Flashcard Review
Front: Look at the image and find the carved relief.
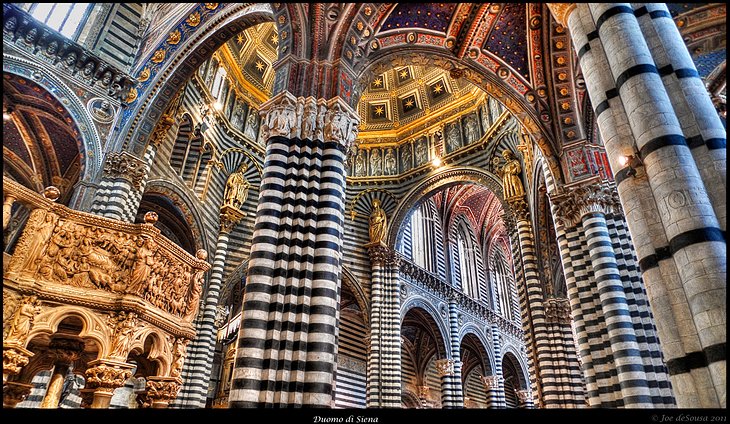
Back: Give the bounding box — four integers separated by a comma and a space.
544, 297, 572, 324
169, 337, 190, 378
107, 312, 140, 359
85, 361, 134, 393
4, 296, 43, 346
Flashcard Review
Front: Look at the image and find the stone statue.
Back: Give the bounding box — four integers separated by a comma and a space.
223, 163, 250, 209
355, 149, 366, 177
416, 138, 428, 164
368, 198, 387, 244
401, 144, 412, 172
464, 114, 479, 143
384, 148, 396, 175
447, 123, 461, 151
110, 312, 138, 358
370, 149, 382, 176
244, 109, 258, 141
500, 149, 524, 199
6, 296, 41, 345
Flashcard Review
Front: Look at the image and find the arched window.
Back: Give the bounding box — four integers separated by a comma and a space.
408, 201, 442, 275
169, 114, 204, 189
491, 242, 518, 322
21, 3, 91, 39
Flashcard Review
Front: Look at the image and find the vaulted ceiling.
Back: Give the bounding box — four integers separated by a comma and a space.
3, 73, 83, 205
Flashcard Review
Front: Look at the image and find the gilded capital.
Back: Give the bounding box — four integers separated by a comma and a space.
547, 3, 577, 27
506, 196, 530, 222
220, 205, 245, 233
150, 113, 176, 147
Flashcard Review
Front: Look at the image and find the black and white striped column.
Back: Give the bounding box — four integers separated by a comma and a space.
632, 3, 726, 230
229, 93, 359, 407
561, 3, 724, 408
582, 209, 653, 407
489, 324, 507, 408
366, 246, 402, 408
435, 359, 457, 408
481, 375, 503, 409
89, 114, 175, 222
173, 208, 241, 407
447, 298, 464, 408
588, 3, 726, 407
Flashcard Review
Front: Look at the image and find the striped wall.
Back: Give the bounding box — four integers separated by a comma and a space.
88, 3, 144, 73
334, 311, 368, 408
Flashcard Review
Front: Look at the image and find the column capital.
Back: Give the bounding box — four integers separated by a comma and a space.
3, 344, 34, 381
220, 204, 245, 234
367, 243, 400, 266
435, 358, 455, 377
84, 359, 135, 393
506, 196, 530, 223
259, 92, 360, 152
550, 180, 621, 227
480, 375, 503, 390
144, 376, 182, 408
103, 151, 147, 189
544, 297, 572, 324
547, 3, 577, 27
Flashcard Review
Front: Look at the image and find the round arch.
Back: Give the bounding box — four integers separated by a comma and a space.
401, 297, 450, 360
458, 325, 495, 374
117, 4, 274, 154
341, 265, 371, 325
3, 54, 103, 183
143, 179, 210, 254
502, 347, 530, 391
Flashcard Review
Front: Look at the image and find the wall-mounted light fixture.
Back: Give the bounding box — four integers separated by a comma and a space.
618, 151, 643, 177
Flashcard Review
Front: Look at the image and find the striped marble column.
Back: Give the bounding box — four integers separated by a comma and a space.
633, 3, 726, 231
229, 93, 359, 407
435, 359, 456, 408
559, 3, 721, 408
366, 245, 402, 408
583, 209, 653, 407
481, 375, 504, 409
516, 389, 535, 409
447, 298, 464, 408
489, 324, 507, 408
505, 199, 552, 408
89, 114, 175, 222
173, 207, 242, 408
588, 3, 726, 407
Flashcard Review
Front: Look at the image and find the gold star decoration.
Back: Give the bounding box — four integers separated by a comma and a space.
399, 69, 409, 79
255, 60, 266, 72
432, 83, 444, 94
372, 77, 383, 87
374, 106, 385, 116
404, 98, 415, 108
270, 33, 279, 45
236, 34, 244, 44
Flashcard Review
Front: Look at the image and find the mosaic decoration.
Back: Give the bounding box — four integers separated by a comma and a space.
482, 4, 529, 80
695, 50, 725, 78
380, 3, 457, 33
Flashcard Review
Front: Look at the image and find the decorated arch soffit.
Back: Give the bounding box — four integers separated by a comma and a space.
333, 3, 562, 182
118, 3, 274, 154
3, 57, 102, 185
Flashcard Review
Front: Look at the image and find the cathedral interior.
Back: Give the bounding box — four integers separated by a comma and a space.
2, 3, 726, 411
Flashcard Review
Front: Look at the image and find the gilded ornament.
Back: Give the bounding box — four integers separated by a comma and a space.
151, 48, 166, 64
186, 12, 201, 27
368, 198, 387, 244
167, 30, 181, 45
125, 87, 138, 104
204, 3, 219, 10
137, 67, 150, 83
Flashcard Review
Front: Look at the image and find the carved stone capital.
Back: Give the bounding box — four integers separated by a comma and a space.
435, 358, 455, 377
84, 359, 135, 392
103, 151, 147, 189
506, 196, 530, 222
220, 204, 245, 234
550, 181, 621, 228
258, 92, 359, 152
480, 375, 503, 390
515, 389, 533, 404
417, 385, 430, 399
546, 3, 577, 27
3, 344, 34, 379
3, 381, 33, 408
545, 297, 572, 324
367, 243, 391, 265
323, 97, 360, 151
144, 376, 182, 407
